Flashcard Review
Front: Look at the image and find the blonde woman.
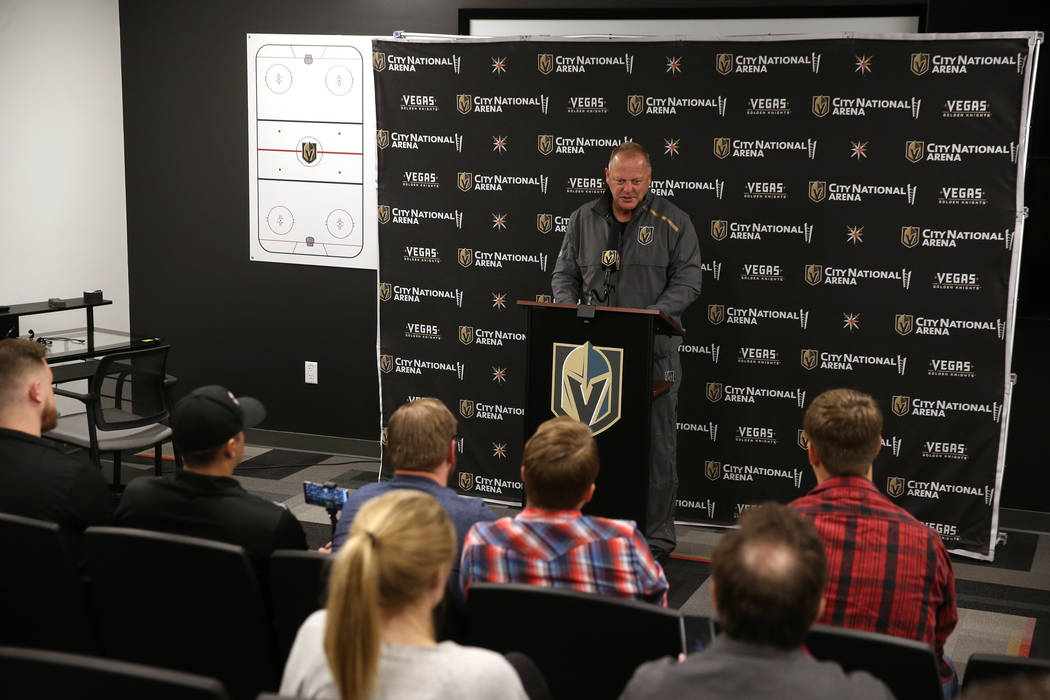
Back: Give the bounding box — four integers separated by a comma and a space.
280, 489, 529, 700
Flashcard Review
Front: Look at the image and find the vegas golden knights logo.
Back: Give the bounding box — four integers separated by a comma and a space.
716, 53, 733, 75
301, 141, 317, 164
887, 476, 906, 498
805, 264, 823, 286
895, 314, 914, 336
901, 226, 920, 248
376, 130, 390, 149
638, 226, 654, 246
459, 325, 474, 345
713, 137, 731, 159
892, 395, 911, 417
459, 400, 475, 419
379, 355, 394, 373
381, 427, 388, 446
910, 52, 930, 76
798, 430, 809, 450
627, 95, 645, 117
458, 248, 473, 268
537, 53, 554, 75
602, 250, 620, 268
458, 472, 474, 491
372, 52, 386, 72
706, 382, 723, 403
377, 205, 391, 225
537, 213, 553, 234
801, 349, 819, 371
812, 95, 830, 118
906, 140, 925, 163
808, 180, 827, 203
711, 220, 728, 241
456, 94, 472, 114
378, 282, 392, 301
535, 294, 553, 303
551, 341, 623, 436
705, 460, 721, 481
537, 134, 554, 156
457, 172, 473, 192
707, 304, 725, 325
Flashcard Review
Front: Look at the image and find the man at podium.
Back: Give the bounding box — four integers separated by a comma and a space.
551, 141, 702, 559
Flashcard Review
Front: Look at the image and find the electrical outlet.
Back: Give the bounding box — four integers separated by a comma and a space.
304, 361, 318, 384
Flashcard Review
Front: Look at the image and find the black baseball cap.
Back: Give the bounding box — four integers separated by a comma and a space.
171, 385, 265, 451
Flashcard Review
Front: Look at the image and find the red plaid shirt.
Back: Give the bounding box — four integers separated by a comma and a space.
790, 476, 958, 681
460, 508, 668, 606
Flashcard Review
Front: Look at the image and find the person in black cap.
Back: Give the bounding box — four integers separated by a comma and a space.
115, 385, 307, 560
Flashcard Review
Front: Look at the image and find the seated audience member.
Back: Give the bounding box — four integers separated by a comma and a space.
280, 489, 528, 700
0, 338, 112, 529
460, 416, 668, 605
332, 397, 495, 606
790, 388, 959, 697
115, 385, 306, 559
620, 503, 892, 700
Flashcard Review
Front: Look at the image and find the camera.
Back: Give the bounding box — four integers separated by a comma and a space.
303, 480, 349, 510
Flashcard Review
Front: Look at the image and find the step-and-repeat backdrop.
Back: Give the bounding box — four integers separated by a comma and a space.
373, 33, 1039, 558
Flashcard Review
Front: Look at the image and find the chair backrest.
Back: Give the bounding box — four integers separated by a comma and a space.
804, 623, 942, 700
83, 526, 276, 700
465, 582, 685, 699
964, 653, 1050, 689
268, 549, 331, 669
0, 646, 229, 700
0, 512, 97, 654
89, 345, 171, 430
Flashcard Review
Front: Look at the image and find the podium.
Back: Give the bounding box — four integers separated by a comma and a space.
518, 301, 684, 529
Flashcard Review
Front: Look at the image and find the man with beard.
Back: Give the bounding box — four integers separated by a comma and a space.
0, 338, 112, 529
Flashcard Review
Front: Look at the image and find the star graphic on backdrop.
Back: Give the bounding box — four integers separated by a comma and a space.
491, 292, 507, 309
850, 140, 869, 160
843, 312, 861, 332
666, 56, 683, 74
846, 226, 865, 245
492, 442, 508, 459
491, 57, 507, 74
855, 55, 873, 74
664, 138, 680, 158
491, 212, 508, 230
492, 366, 507, 383
492, 135, 508, 153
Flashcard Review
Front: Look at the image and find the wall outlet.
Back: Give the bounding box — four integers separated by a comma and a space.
304, 360, 318, 384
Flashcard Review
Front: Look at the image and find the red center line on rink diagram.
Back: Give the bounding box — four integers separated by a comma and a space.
258, 148, 363, 155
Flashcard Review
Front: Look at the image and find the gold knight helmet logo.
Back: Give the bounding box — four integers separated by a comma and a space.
379, 355, 394, 373
895, 314, 915, 336
377, 205, 391, 225
459, 399, 475, 419
378, 282, 392, 301
537, 134, 554, 156
887, 476, 906, 498
458, 248, 473, 268
892, 395, 911, 416
381, 427, 388, 446
706, 382, 724, 403
376, 130, 390, 149
458, 471, 474, 491
627, 95, 645, 117
638, 226, 654, 246
713, 137, 731, 159
911, 52, 930, 76
707, 304, 725, 325
906, 140, 925, 163
536, 294, 553, 303
301, 141, 317, 164
716, 53, 733, 75
711, 220, 728, 241
812, 95, 830, 118
705, 460, 721, 481
801, 349, 819, 371
456, 94, 472, 115
901, 225, 920, 248
457, 172, 473, 192
537, 213, 553, 234
459, 325, 474, 345
797, 430, 809, 450
372, 52, 386, 72
809, 180, 827, 203
805, 264, 823, 286
602, 250, 620, 268
537, 53, 554, 75
551, 341, 623, 436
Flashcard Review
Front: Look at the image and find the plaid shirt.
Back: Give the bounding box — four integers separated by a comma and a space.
460, 508, 668, 606
790, 476, 958, 681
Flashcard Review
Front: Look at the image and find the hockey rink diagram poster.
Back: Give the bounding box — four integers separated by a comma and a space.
247, 34, 378, 269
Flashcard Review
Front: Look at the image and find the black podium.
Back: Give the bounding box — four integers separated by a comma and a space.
518, 301, 684, 529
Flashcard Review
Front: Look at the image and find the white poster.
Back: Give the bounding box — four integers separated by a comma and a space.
247, 34, 378, 269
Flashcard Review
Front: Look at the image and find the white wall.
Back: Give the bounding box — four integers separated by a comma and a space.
0, 0, 128, 335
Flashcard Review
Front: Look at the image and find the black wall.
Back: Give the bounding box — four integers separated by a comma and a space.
120, 0, 1048, 510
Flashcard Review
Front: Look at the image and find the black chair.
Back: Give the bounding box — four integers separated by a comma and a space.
83, 526, 277, 700
0, 646, 229, 700
0, 512, 97, 654
804, 623, 942, 700
963, 653, 1050, 689
268, 549, 331, 669
46, 345, 174, 486
465, 582, 685, 699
